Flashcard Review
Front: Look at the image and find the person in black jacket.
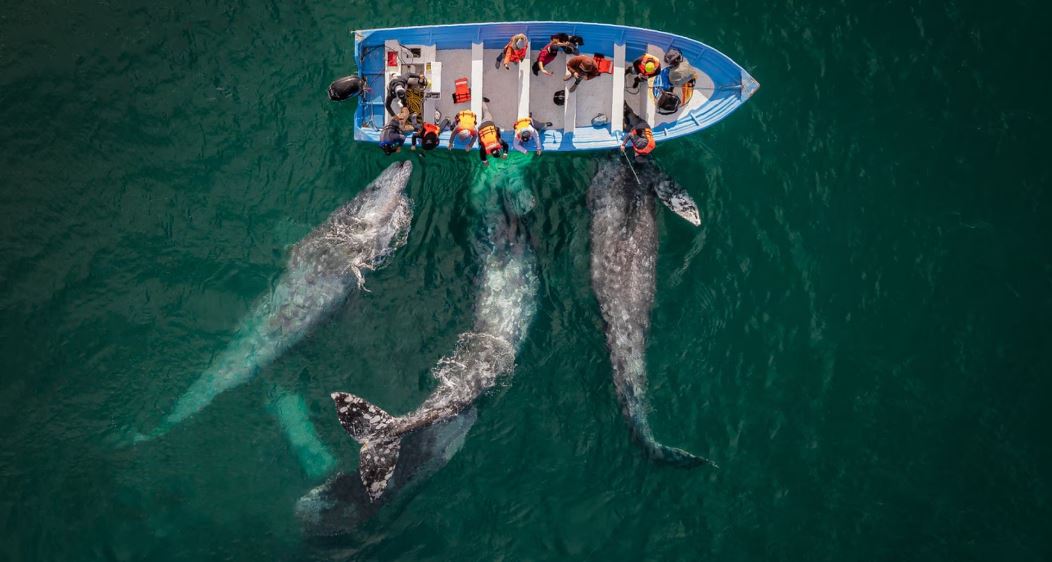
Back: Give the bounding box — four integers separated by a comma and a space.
384, 73, 427, 118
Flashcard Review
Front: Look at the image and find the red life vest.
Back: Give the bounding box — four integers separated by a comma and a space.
505, 45, 527, 63
422, 122, 440, 137
633, 128, 655, 156
478, 122, 502, 153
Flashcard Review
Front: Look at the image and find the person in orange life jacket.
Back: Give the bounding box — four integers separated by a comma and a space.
512, 115, 550, 156
409, 116, 451, 157
384, 72, 427, 117
621, 102, 655, 158
448, 109, 479, 151
627, 53, 662, 89
496, 33, 528, 70
474, 99, 507, 165
531, 35, 573, 76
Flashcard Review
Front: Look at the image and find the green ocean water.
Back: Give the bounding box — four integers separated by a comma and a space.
2, 0, 1051, 560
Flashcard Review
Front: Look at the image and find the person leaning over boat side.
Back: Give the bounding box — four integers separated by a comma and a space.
476, 99, 508, 166
379, 108, 411, 155
384, 72, 427, 117
512, 115, 549, 156
496, 33, 528, 70
620, 102, 655, 158
627, 53, 662, 89
564, 55, 600, 92
532, 35, 571, 76
409, 117, 451, 157
448, 109, 479, 151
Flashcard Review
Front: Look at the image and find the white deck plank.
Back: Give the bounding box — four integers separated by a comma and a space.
563, 78, 577, 138
610, 43, 626, 134
384, 39, 400, 125
471, 42, 483, 119
644, 44, 663, 126
517, 48, 531, 120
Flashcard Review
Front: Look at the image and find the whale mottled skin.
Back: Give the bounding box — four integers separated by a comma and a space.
295, 408, 477, 536
588, 157, 715, 467
330, 160, 538, 502
139, 161, 415, 442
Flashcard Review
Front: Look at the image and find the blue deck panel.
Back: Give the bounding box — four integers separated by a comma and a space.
351, 21, 758, 151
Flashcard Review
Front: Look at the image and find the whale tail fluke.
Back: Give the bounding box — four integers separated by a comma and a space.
631, 417, 719, 469
331, 392, 403, 503
646, 440, 719, 469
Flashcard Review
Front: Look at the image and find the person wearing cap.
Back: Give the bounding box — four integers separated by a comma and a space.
663, 48, 699, 86
496, 33, 529, 70
628, 53, 662, 89
564, 55, 600, 92
621, 102, 655, 157
512, 115, 549, 156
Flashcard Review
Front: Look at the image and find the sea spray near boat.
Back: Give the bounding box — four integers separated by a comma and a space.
329, 156, 538, 502
137, 161, 415, 442
589, 157, 715, 466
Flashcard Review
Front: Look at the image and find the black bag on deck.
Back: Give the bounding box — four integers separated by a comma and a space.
656, 90, 681, 114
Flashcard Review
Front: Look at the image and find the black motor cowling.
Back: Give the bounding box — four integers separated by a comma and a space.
328, 75, 365, 101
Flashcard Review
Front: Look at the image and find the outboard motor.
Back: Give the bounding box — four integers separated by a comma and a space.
328, 75, 366, 101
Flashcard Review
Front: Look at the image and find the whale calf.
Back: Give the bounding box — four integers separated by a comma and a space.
588, 157, 715, 467
139, 161, 415, 442
330, 160, 538, 502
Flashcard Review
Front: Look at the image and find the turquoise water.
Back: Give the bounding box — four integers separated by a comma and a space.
2, 1, 1051, 560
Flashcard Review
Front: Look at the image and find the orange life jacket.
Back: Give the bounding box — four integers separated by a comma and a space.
680, 80, 695, 105
504, 45, 528, 63
479, 122, 501, 153
634, 54, 661, 77
513, 118, 533, 135
422, 122, 440, 137
455, 110, 477, 131
633, 128, 655, 156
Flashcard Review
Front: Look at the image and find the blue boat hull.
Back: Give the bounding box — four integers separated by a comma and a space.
351, 21, 759, 152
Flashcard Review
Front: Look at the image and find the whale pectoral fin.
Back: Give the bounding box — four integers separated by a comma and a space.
653, 178, 702, 227
331, 392, 403, 502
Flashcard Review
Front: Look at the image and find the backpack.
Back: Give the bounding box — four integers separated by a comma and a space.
656, 90, 681, 114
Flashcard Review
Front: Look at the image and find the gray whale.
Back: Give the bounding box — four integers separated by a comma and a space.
588, 157, 715, 467
139, 161, 415, 442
